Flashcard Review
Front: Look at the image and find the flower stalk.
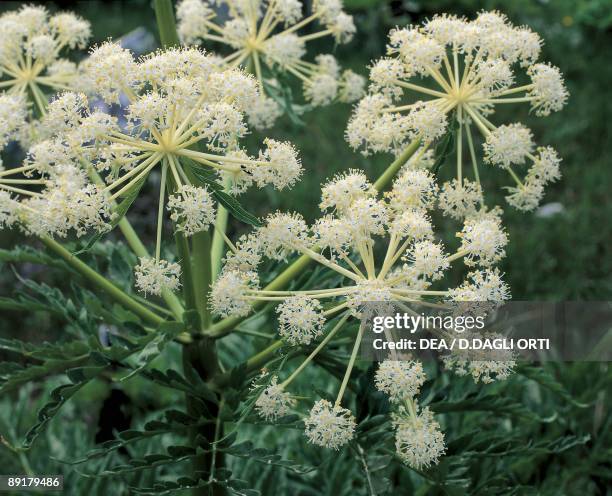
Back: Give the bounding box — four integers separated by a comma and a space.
40, 236, 165, 326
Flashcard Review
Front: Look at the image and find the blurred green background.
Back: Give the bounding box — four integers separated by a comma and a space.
0, 0, 610, 494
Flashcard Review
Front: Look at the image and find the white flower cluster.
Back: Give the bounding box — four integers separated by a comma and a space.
167, 185, 215, 236
134, 257, 182, 296
0, 98, 114, 238
442, 354, 516, 384
375, 360, 445, 468
374, 360, 426, 402
0, 6, 90, 96
254, 375, 296, 421
393, 405, 446, 469
347, 11, 568, 211
277, 295, 326, 345
303, 399, 356, 450
0, 94, 28, 149
175, 0, 365, 128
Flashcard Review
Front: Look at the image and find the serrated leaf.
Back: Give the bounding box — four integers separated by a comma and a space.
119, 321, 185, 381
141, 368, 218, 404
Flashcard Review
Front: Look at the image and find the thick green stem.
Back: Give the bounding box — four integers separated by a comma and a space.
175, 233, 197, 314
153, 0, 180, 47
40, 236, 165, 326
204, 137, 422, 339
373, 138, 422, 191
182, 339, 223, 491
153, 4, 223, 494
166, 157, 200, 325
210, 177, 232, 282
193, 231, 212, 328
179, 158, 214, 330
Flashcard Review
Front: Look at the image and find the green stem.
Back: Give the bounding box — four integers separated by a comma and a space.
281, 312, 349, 388
28, 82, 48, 116
334, 320, 366, 407
179, 157, 214, 330
40, 236, 165, 326
156, 163, 168, 261
210, 177, 232, 282
507, 166, 524, 187
373, 137, 422, 191
465, 121, 481, 186
204, 137, 422, 339
153, 4, 224, 494
214, 340, 285, 387
193, 231, 212, 328
182, 339, 223, 492
18, 452, 34, 476
87, 166, 185, 319
176, 233, 197, 313
153, 0, 180, 47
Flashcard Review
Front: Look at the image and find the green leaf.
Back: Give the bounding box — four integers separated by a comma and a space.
57, 408, 212, 466
429, 389, 549, 421
222, 441, 315, 474
188, 163, 262, 227
0, 338, 90, 360
518, 365, 590, 408
0, 245, 70, 271
213, 189, 262, 227
119, 321, 185, 381
126, 468, 259, 496
432, 113, 458, 174
23, 366, 106, 448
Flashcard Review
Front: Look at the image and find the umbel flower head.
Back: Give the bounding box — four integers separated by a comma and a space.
0, 94, 30, 228
375, 361, 445, 469
24, 45, 303, 295
175, 0, 365, 128
0, 93, 112, 237
346, 11, 568, 212
304, 399, 356, 450
213, 167, 512, 460
393, 404, 446, 470
0, 5, 90, 97
375, 359, 426, 402
254, 375, 296, 421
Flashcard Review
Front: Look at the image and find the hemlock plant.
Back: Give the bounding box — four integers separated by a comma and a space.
0, 2, 580, 494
